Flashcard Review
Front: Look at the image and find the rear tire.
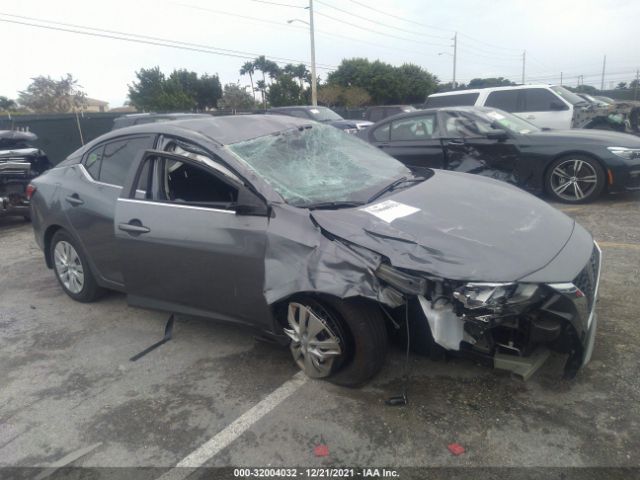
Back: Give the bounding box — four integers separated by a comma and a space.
545, 155, 605, 203
284, 296, 388, 387
50, 230, 103, 302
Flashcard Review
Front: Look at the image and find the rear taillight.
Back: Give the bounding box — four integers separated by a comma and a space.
26, 184, 37, 200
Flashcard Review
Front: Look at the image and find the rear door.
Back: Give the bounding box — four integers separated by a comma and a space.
367, 113, 446, 170
62, 134, 156, 286
114, 149, 272, 327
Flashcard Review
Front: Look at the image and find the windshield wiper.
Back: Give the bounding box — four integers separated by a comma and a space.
306, 201, 364, 210
366, 176, 426, 203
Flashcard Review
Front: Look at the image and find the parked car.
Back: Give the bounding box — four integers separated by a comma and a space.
358, 106, 640, 203
30, 115, 600, 385
112, 113, 211, 130
364, 105, 417, 123
426, 84, 640, 134
1, 130, 51, 219
266, 106, 372, 133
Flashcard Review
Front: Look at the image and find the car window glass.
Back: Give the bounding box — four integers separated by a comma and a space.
165, 140, 240, 181
84, 145, 104, 180
443, 112, 487, 138
161, 158, 238, 209
101, 136, 154, 186
369, 109, 383, 122
134, 158, 153, 199
426, 93, 479, 107
282, 110, 308, 119
390, 115, 437, 141
372, 124, 390, 142
523, 88, 565, 112
485, 90, 520, 112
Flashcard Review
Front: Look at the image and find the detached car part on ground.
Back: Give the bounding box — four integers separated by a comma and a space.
359, 106, 640, 203
0, 131, 50, 219
30, 116, 600, 386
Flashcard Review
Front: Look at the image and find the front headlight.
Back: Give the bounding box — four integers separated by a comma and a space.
607, 147, 640, 160
453, 282, 540, 312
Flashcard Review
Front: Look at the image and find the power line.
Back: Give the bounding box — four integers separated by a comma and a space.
246, 0, 306, 7
314, 10, 450, 48
314, 0, 449, 40
347, 0, 451, 32
0, 14, 336, 70
175, 3, 445, 60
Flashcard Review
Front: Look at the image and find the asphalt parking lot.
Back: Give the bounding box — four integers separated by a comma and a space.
1, 191, 639, 476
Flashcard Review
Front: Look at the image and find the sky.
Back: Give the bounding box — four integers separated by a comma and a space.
2, 0, 639, 108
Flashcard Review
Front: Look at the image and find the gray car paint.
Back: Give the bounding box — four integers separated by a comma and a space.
31, 115, 594, 341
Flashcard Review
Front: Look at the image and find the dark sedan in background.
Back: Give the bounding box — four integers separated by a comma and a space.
1, 130, 51, 219
358, 106, 640, 203
267, 106, 372, 133
29, 115, 600, 385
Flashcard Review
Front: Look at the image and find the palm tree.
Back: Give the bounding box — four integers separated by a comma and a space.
239, 61, 256, 103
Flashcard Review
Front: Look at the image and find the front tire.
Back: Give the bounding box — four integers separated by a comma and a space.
283, 297, 388, 387
545, 155, 605, 203
50, 230, 103, 302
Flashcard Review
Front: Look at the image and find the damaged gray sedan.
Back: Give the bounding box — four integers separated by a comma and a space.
30, 115, 601, 385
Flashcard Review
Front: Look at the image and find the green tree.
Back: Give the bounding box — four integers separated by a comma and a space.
467, 77, 516, 88
18, 74, 86, 113
616, 82, 628, 90
128, 67, 221, 112
218, 83, 256, 111
239, 61, 256, 102
327, 58, 437, 104
252, 55, 281, 108
267, 75, 305, 107
0, 96, 17, 112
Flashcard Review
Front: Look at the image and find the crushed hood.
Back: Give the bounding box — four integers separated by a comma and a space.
311, 170, 578, 282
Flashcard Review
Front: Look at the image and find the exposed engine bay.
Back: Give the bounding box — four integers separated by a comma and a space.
0, 131, 50, 218
380, 244, 601, 380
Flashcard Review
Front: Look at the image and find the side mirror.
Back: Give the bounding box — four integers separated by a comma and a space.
550, 101, 568, 111
235, 187, 269, 216
486, 128, 509, 141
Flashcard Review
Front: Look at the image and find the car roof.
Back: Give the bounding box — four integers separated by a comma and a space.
76, 114, 314, 156
370, 105, 496, 123
429, 84, 557, 97
268, 106, 331, 111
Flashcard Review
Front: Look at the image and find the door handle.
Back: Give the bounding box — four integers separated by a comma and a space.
526, 115, 536, 120
446, 139, 465, 146
65, 193, 84, 206
118, 221, 150, 235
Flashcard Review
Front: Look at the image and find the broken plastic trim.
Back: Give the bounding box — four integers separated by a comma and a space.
375, 264, 427, 296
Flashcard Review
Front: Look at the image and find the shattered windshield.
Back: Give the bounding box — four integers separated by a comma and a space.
227, 123, 411, 207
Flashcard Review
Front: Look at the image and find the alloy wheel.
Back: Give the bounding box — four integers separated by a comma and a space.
53, 240, 85, 294
284, 302, 343, 378
550, 159, 599, 201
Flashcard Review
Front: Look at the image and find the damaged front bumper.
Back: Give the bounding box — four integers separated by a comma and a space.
406, 242, 602, 379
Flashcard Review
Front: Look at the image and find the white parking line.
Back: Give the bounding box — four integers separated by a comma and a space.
157, 372, 308, 480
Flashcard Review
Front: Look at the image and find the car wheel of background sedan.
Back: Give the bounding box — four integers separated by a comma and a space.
545, 155, 605, 203
283, 297, 388, 387
50, 230, 103, 303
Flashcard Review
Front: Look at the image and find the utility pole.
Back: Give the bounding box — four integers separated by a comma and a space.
635, 69, 639, 100
452, 32, 457, 89
560, 71, 563, 85
521, 50, 526, 84
600, 54, 606, 91
309, 0, 317, 106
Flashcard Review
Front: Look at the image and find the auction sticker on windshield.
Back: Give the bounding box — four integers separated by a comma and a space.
361, 200, 420, 223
